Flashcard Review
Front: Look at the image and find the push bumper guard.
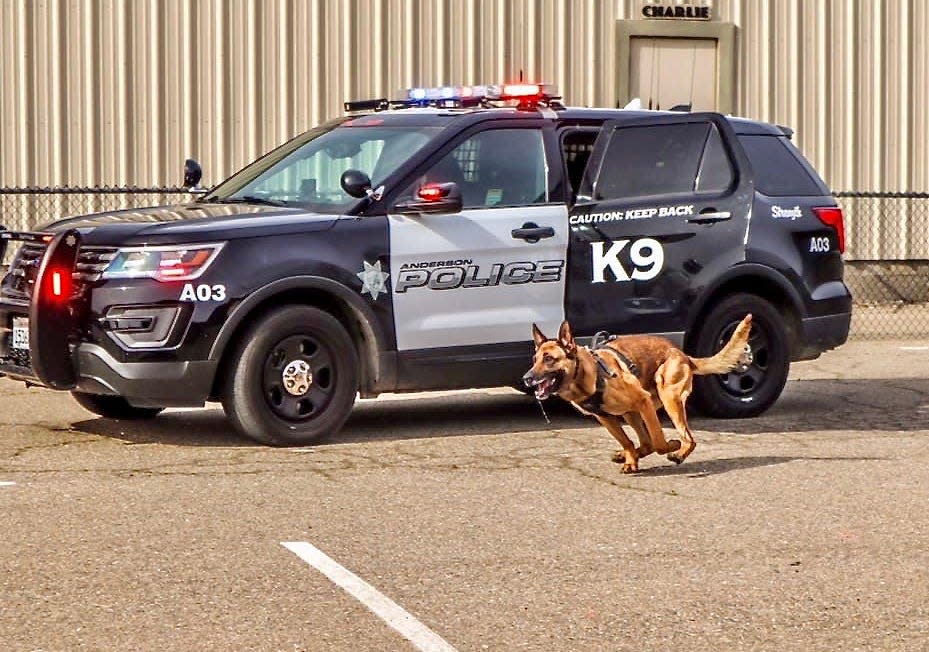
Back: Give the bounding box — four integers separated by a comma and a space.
1, 227, 82, 389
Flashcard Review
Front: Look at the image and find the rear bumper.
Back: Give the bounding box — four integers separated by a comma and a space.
795, 311, 851, 360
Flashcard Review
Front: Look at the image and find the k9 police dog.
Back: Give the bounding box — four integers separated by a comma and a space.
524, 316, 752, 473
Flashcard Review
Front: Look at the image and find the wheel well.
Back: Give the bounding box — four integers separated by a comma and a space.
685, 276, 801, 355
210, 288, 378, 400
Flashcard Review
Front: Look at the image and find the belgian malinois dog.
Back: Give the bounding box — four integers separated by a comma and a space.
523, 316, 753, 473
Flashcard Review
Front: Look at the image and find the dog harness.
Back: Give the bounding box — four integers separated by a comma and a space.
576, 331, 639, 416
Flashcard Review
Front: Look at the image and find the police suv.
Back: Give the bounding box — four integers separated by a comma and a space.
0, 83, 851, 445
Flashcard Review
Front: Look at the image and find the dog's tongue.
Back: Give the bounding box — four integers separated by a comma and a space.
535, 377, 555, 400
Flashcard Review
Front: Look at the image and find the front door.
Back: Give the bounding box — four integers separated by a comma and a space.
389, 125, 568, 358
566, 112, 753, 340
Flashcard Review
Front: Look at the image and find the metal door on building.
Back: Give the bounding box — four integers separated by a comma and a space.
629, 37, 718, 111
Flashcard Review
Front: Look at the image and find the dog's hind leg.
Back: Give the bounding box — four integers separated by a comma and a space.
595, 414, 640, 473
633, 399, 682, 457
656, 358, 698, 464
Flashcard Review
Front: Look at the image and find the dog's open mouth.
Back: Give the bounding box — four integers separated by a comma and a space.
530, 372, 563, 400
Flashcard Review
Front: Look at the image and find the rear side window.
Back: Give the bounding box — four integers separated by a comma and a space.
594, 122, 733, 200
738, 135, 825, 196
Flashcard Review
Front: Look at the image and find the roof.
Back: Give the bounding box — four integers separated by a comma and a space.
340, 105, 787, 136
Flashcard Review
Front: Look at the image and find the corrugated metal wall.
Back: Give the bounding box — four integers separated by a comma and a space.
1, 0, 927, 255
0, 0, 622, 188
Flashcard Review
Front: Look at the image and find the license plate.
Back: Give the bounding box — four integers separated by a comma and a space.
11, 317, 29, 350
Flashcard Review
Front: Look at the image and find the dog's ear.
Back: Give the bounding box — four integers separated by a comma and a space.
531, 323, 548, 347
558, 320, 576, 352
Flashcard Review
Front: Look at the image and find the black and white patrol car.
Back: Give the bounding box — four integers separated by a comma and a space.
0, 83, 850, 445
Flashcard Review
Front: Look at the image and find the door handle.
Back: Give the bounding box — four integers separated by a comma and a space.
687, 209, 731, 224
511, 222, 555, 243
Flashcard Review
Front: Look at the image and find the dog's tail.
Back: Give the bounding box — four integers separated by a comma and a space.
690, 314, 753, 375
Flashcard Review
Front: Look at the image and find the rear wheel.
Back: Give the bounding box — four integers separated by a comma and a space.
71, 392, 164, 420
690, 293, 790, 418
221, 305, 359, 446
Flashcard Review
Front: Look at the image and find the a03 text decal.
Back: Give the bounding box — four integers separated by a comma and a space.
590, 238, 664, 283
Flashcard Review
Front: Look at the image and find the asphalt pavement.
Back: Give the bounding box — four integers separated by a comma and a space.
2, 340, 928, 651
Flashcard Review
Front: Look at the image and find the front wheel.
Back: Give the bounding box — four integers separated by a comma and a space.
71, 392, 164, 420
221, 305, 359, 446
689, 293, 790, 418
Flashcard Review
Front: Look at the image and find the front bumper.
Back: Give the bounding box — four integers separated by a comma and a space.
1, 228, 216, 407
0, 340, 216, 408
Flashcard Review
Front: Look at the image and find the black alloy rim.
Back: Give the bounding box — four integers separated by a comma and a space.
714, 318, 770, 398
261, 334, 335, 422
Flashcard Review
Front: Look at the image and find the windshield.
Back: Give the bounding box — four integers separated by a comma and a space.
204, 122, 440, 213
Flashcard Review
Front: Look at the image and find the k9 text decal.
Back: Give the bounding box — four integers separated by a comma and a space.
591, 238, 664, 283
180, 283, 227, 301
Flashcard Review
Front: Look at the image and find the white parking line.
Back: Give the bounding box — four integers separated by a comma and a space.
0, 481, 16, 487
899, 346, 929, 351
281, 541, 457, 652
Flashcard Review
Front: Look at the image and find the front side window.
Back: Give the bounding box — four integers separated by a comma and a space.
206, 123, 440, 213
594, 122, 732, 201
402, 128, 548, 209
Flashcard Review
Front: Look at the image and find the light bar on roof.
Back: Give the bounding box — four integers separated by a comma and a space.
403, 82, 558, 106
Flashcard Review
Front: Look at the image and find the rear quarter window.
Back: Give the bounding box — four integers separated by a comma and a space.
738, 134, 827, 196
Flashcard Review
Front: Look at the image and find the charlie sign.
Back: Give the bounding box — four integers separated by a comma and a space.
642, 2, 712, 20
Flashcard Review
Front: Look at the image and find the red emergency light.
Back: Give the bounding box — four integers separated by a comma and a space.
46, 268, 71, 300
418, 184, 446, 201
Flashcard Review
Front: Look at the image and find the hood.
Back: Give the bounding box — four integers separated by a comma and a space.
43, 202, 341, 246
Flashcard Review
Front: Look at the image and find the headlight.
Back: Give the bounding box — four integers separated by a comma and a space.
102, 243, 225, 282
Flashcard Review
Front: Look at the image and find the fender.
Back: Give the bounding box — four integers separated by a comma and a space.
209, 276, 396, 394
688, 262, 805, 333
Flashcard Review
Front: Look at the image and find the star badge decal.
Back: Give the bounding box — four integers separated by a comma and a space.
357, 260, 389, 300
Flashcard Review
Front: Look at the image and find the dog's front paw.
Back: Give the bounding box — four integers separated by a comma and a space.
621, 462, 640, 474
611, 450, 625, 464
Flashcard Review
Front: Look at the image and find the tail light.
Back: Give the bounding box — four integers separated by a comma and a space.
813, 206, 845, 253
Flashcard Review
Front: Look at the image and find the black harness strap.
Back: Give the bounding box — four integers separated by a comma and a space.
577, 333, 640, 416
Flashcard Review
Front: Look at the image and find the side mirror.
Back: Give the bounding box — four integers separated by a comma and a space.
340, 169, 372, 198
183, 158, 203, 189
393, 182, 463, 215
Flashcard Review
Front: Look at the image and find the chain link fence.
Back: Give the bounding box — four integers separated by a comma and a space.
1, 187, 928, 339
836, 192, 929, 340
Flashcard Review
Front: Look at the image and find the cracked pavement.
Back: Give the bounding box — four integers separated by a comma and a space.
2, 340, 929, 651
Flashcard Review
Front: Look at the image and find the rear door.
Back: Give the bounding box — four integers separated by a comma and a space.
566, 112, 753, 339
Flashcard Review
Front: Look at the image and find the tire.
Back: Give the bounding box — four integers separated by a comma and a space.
689, 293, 790, 419
71, 392, 164, 420
221, 305, 359, 446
